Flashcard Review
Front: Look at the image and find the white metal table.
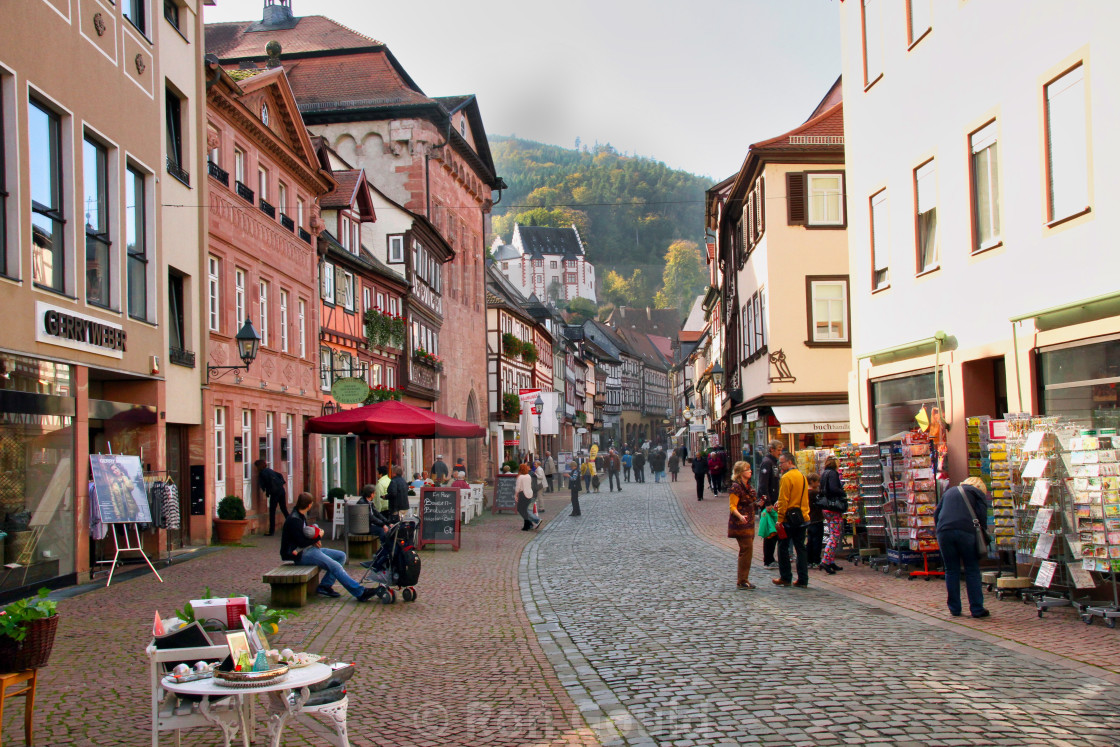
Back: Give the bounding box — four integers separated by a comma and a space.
161, 662, 348, 747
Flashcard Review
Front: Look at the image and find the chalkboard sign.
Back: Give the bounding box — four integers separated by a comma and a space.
493, 473, 518, 514
189, 465, 206, 516
418, 487, 460, 551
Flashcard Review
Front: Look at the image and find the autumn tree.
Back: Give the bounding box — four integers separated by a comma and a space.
653, 240, 706, 314
568, 297, 598, 323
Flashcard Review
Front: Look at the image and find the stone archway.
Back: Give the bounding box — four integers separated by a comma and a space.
465, 390, 483, 480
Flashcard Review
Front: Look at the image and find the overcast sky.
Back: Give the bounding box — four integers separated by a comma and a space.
205, 0, 842, 180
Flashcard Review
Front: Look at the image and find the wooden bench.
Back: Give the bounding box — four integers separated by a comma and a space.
263, 563, 321, 608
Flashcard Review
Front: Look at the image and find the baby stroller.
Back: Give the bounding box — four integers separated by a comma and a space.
358, 518, 421, 604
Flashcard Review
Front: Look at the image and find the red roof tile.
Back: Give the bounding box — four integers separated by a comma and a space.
750, 102, 844, 153
206, 15, 380, 60
268, 52, 432, 111
320, 170, 362, 210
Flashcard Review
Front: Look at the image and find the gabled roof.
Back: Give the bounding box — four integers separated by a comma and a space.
206, 15, 383, 62
603, 306, 681, 337
749, 101, 844, 154
492, 244, 519, 261
615, 327, 670, 371
320, 169, 376, 221
514, 224, 584, 259
806, 75, 843, 121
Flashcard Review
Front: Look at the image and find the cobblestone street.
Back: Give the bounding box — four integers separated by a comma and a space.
525, 477, 1120, 746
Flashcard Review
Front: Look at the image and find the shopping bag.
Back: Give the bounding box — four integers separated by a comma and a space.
758, 508, 777, 539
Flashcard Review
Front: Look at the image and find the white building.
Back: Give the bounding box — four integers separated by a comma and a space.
492, 224, 597, 304
840, 0, 1120, 480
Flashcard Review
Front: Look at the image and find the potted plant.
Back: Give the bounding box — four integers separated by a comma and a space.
502, 392, 522, 421
0, 588, 59, 670
214, 495, 249, 544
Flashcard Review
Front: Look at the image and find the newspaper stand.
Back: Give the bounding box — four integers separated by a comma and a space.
1064, 428, 1120, 628
857, 444, 889, 568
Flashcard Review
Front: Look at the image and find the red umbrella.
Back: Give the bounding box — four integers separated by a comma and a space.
305, 399, 484, 439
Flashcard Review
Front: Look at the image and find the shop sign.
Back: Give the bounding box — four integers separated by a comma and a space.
781, 421, 850, 434
36, 301, 125, 359
503, 439, 520, 446
731, 414, 743, 425
331, 377, 371, 405
988, 419, 1008, 440
745, 410, 760, 422
689, 423, 706, 432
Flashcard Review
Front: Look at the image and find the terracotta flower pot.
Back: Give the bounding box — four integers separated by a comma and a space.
213, 518, 249, 544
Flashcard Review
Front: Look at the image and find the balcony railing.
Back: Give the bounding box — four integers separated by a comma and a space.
235, 181, 255, 203
166, 156, 190, 186
207, 160, 229, 186
259, 199, 276, 218
169, 346, 196, 368
298, 227, 312, 244
280, 213, 295, 231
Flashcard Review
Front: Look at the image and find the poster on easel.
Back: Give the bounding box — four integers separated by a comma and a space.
90, 454, 152, 524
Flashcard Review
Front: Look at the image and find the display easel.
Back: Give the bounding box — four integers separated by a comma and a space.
92, 447, 164, 587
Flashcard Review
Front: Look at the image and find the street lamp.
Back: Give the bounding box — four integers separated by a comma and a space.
534, 393, 544, 457
711, 362, 724, 389
207, 317, 262, 384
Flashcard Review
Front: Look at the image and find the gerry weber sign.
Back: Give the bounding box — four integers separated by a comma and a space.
36, 301, 126, 359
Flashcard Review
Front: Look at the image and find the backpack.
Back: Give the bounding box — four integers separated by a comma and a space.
394, 545, 421, 586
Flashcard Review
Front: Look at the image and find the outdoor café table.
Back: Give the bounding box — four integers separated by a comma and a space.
161, 662, 341, 747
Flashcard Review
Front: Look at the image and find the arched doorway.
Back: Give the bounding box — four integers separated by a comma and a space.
466, 390, 483, 480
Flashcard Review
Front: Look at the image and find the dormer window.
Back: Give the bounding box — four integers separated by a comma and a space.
260, 103, 270, 126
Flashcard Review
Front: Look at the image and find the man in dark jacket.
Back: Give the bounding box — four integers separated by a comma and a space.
607, 449, 622, 492
633, 451, 646, 483
256, 460, 288, 536
691, 453, 708, 501
281, 493, 376, 601
430, 455, 449, 484
758, 440, 783, 567
387, 465, 410, 518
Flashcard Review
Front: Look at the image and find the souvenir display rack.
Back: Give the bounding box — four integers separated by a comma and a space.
1065, 429, 1120, 627
857, 444, 888, 566
870, 441, 907, 573
903, 431, 943, 580
836, 444, 863, 563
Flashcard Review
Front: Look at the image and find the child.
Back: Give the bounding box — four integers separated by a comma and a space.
805, 472, 824, 569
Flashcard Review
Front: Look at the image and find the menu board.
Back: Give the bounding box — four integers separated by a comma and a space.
418, 487, 460, 551
493, 474, 518, 514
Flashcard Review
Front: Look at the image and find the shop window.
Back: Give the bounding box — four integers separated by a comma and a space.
969, 120, 1001, 251
906, 0, 931, 47
871, 370, 943, 441
234, 268, 246, 328
1045, 64, 1090, 223
125, 165, 149, 320
83, 135, 112, 307
914, 159, 938, 272
1039, 336, 1120, 429
870, 189, 889, 290
30, 98, 65, 293
861, 0, 883, 86
208, 256, 220, 332
806, 277, 849, 344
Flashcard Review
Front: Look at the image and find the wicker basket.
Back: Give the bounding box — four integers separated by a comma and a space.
0, 614, 59, 671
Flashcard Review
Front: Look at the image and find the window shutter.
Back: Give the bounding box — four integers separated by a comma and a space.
786, 172, 806, 225
756, 178, 764, 235
320, 263, 330, 300
334, 265, 346, 305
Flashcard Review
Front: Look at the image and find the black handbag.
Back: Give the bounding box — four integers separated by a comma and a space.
785, 507, 805, 528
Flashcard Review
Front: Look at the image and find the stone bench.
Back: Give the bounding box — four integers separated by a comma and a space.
263, 563, 321, 608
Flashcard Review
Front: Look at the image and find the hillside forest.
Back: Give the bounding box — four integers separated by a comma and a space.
489, 136, 711, 319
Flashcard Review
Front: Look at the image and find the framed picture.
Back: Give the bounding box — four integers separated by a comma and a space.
241, 614, 269, 653
89, 454, 152, 524
226, 630, 251, 665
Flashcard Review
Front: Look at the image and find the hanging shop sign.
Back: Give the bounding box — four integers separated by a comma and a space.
36, 301, 125, 358
745, 410, 760, 422
330, 377, 371, 405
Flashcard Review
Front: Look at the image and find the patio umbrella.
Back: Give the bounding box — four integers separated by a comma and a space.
305, 399, 484, 439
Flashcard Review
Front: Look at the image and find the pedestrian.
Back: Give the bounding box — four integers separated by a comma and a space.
532, 460, 547, 507
668, 450, 680, 482
758, 440, 782, 568
515, 463, 540, 531
386, 465, 410, 521
691, 453, 708, 501
728, 460, 758, 590
544, 451, 557, 493
622, 451, 633, 482
934, 477, 991, 618
581, 458, 594, 493
450, 471, 470, 491
649, 448, 666, 483
707, 448, 726, 494
256, 459, 288, 536
454, 456, 467, 479
773, 452, 810, 588
607, 449, 622, 492
819, 457, 848, 574
281, 493, 378, 602
805, 472, 824, 569
374, 465, 390, 514
567, 460, 582, 516
430, 454, 449, 484
633, 450, 646, 483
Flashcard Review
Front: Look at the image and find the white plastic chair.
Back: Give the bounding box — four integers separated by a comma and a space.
330, 497, 346, 539
459, 489, 473, 524
469, 484, 484, 517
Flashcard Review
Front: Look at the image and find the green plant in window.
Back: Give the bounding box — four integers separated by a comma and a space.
521, 342, 538, 365
502, 333, 522, 358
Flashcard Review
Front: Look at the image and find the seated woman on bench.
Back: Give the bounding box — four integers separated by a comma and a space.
281, 492, 378, 602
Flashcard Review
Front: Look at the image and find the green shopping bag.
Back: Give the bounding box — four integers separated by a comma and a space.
757, 508, 777, 539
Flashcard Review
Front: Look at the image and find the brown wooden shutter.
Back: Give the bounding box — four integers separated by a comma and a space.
334, 265, 346, 305
786, 172, 806, 225
756, 178, 765, 235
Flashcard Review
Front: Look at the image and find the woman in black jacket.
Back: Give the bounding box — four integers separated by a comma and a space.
691, 453, 708, 501
934, 477, 990, 618
819, 458, 847, 573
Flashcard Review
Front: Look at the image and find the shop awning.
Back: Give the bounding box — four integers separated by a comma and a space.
673, 427, 687, 438
771, 404, 850, 434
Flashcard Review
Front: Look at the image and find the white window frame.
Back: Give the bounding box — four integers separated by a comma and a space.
235, 268, 246, 328
1044, 64, 1090, 223
241, 409, 253, 507
320, 347, 331, 390
376, 292, 385, 311
265, 412, 274, 468
321, 260, 335, 301
389, 297, 398, 316
279, 289, 289, 353
257, 165, 268, 203
810, 279, 849, 343
277, 182, 288, 218
234, 147, 245, 184
296, 197, 304, 228
388, 235, 404, 263
258, 279, 269, 347
343, 271, 355, 311
214, 406, 226, 495
969, 121, 1001, 251
861, 0, 882, 86
208, 256, 220, 332
870, 189, 890, 290
284, 413, 294, 468
298, 299, 306, 358
387, 366, 395, 389
807, 173, 845, 226
914, 159, 938, 272
363, 287, 371, 313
